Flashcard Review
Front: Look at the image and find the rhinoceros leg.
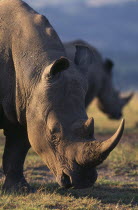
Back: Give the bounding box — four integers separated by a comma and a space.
0, 105, 4, 129
2, 124, 31, 193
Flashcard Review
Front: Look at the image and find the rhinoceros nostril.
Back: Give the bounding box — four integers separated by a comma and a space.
61, 172, 72, 188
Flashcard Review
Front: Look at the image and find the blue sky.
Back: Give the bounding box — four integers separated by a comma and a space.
25, 0, 136, 9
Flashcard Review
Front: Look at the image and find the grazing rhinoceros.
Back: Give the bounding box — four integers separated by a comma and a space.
64, 40, 133, 119
0, 0, 124, 192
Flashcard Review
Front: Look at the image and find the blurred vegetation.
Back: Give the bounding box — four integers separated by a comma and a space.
87, 93, 138, 134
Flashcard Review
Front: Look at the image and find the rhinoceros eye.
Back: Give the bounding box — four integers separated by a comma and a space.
50, 127, 61, 145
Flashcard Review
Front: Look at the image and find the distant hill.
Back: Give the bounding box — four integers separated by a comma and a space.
30, 1, 138, 90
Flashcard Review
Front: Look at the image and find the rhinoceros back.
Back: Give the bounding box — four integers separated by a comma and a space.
0, 0, 66, 124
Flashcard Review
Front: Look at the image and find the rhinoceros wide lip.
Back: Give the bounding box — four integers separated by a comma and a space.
108, 113, 122, 120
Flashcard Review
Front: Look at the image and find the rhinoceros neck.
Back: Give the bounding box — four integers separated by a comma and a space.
0, 0, 66, 125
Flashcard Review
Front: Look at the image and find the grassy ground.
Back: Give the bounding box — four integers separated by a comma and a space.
0, 94, 138, 209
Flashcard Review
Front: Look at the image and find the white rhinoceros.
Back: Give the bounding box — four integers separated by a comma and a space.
64, 40, 133, 119
0, 0, 124, 192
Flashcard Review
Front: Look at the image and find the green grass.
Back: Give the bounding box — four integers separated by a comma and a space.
0, 94, 138, 209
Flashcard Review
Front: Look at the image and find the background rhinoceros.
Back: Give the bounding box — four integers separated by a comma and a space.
0, 0, 124, 192
64, 40, 133, 119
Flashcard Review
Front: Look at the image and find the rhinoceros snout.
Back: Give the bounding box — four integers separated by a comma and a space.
57, 168, 98, 189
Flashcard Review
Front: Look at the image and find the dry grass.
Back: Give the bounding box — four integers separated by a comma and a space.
0, 93, 138, 209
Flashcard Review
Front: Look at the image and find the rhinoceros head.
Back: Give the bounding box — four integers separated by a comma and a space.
97, 59, 133, 119
26, 47, 124, 189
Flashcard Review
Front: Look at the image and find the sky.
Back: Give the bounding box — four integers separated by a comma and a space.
86, 0, 136, 7
26, 0, 136, 9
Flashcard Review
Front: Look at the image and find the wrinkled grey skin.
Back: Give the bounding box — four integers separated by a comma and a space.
0, 0, 124, 192
64, 40, 133, 119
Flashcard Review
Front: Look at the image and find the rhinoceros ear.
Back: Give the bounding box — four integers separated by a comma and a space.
104, 58, 114, 75
48, 57, 70, 78
74, 44, 93, 71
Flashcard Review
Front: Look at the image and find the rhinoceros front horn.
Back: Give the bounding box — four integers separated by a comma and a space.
100, 119, 125, 154
76, 119, 125, 166
84, 117, 94, 138
122, 92, 134, 106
